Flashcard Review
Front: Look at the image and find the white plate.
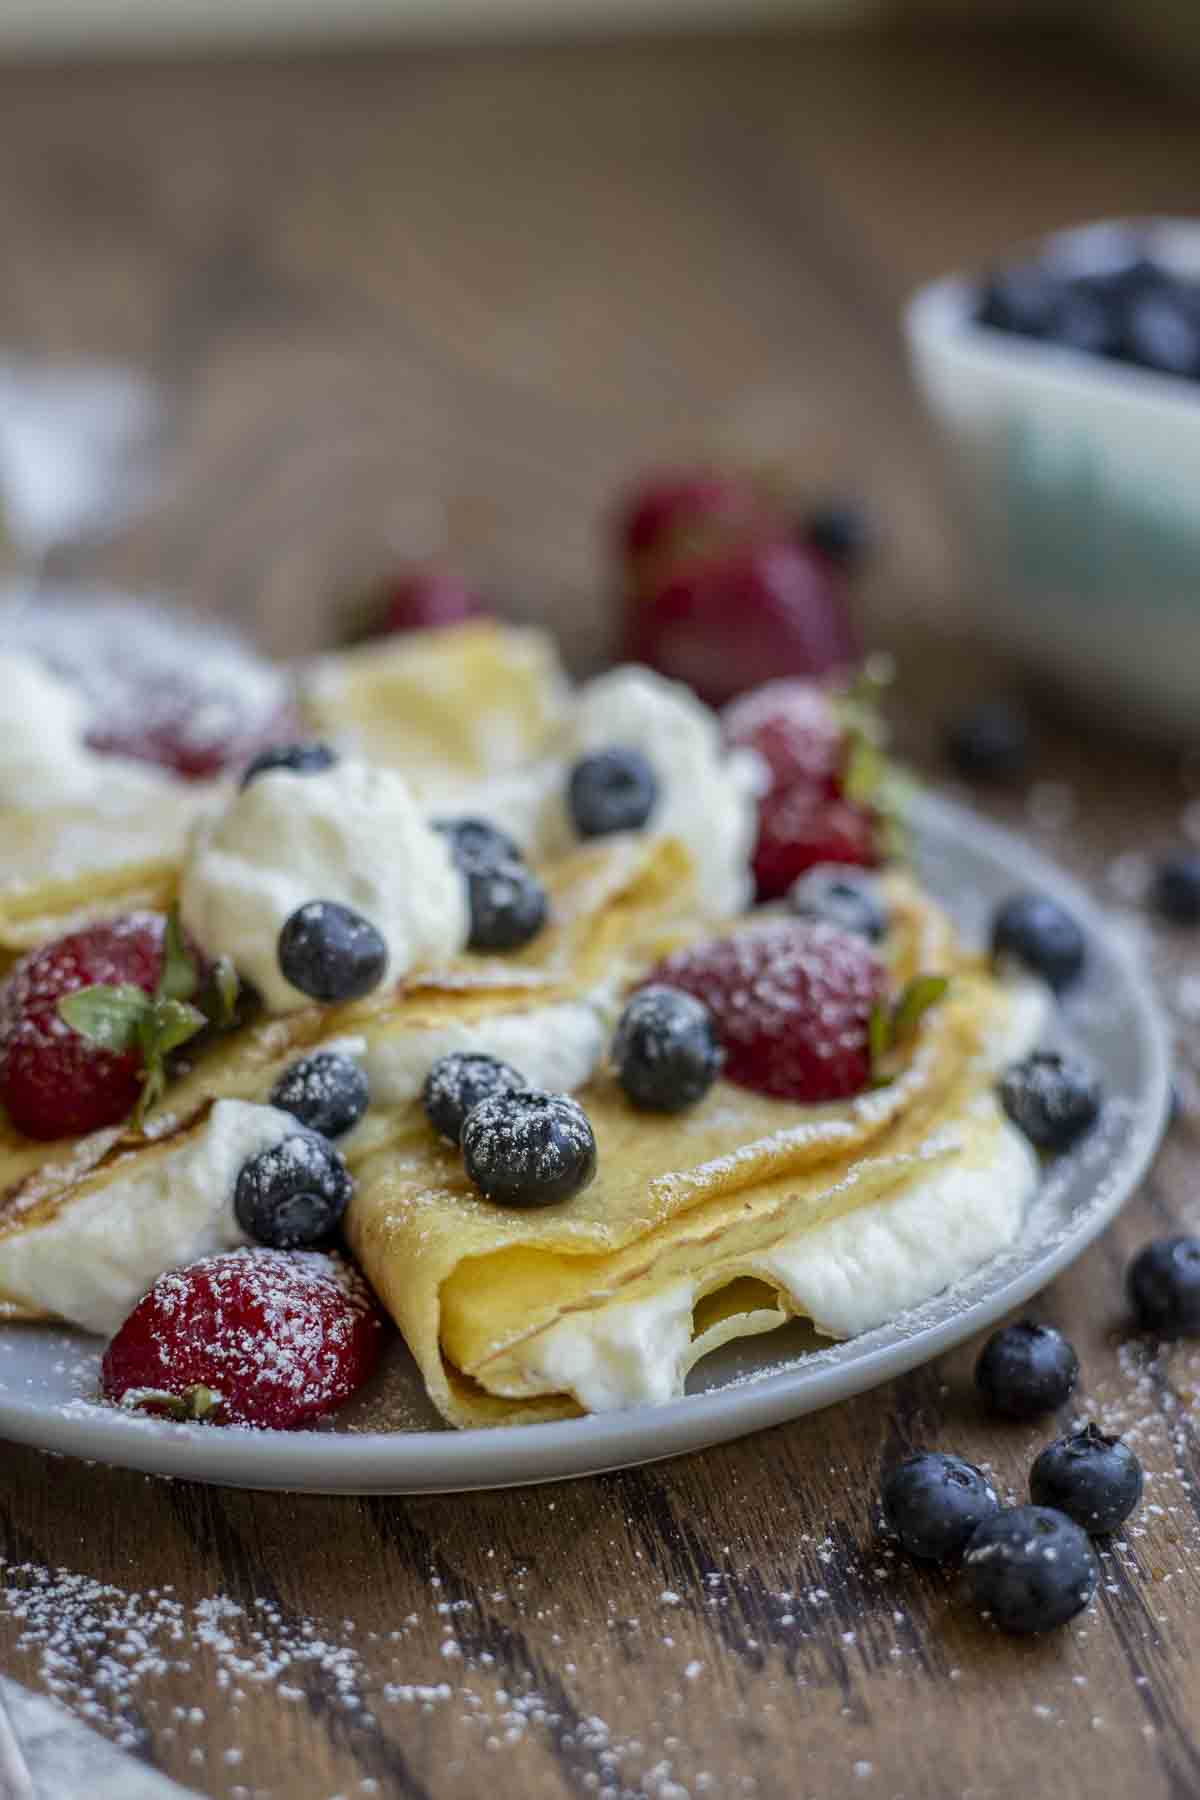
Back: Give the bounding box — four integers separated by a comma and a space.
0, 792, 1170, 1493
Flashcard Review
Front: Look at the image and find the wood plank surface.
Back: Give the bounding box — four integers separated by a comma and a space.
1, 24, 1200, 1800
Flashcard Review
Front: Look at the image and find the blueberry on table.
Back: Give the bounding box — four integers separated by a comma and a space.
1127, 1236, 1200, 1335
423, 1051, 525, 1145
461, 1089, 597, 1207
270, 1051, 369, 1139
1029, 1424, 1143, 1536
612, 985, 722, 1113
802, 500, 872, 571
277, 900, 388, 1003
1150, 852, 1200, 927
241, 740, 337, 788
568, 748, 659, 838
975, 1321, 1079, 1420
880, 1451, 999, 1563
234, 1129, 353, 1248
999, 1051, 1102, 1151
990, 891, 1086, 994
787, 864, 887, 942
964, 1505, 1098, 1635
943, 701, 1030, 783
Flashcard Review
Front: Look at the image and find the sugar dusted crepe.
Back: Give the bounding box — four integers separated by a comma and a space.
345, 873, 1046, 1426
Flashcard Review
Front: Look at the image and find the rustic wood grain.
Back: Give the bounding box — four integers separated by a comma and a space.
1, 23, 1200, 1800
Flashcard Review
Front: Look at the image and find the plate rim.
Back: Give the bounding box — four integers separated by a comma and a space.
0, 790, 1171, 1492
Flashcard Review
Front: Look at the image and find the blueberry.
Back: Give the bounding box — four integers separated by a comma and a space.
1055, 284, 1122, 359
975, 1320, 1079, 1420
880, 1451, 999, 1563
999, 1051, 1102, 1151
612, 985, 722, 1113
435, 815, 548, 952
1125, 291, 1200, 379
787, 864, 887, 941
964, 1505, 1098, 1634
977, 264, 1066, 339
241, 741, 337, 788
270, 1051, 369, 1139
991, 891, 1086, 994
423, 1051, 525, 1145
277, 900, 388, 1004
433, 816, 523, 869
234, 1128, 353, 1248
1150, 851, 1200, 926
1029, 1424, 1143, 1535
943, 701, 1030, 783
568, 748, 659, 838
461, 1089, 597, 1208
802, 501, 872, 570
1127, 1236, 1200, 1335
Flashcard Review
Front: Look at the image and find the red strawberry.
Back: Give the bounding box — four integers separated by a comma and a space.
752, 787, 880, 901
624, 537, 858, 708
618, 468, 763, 566
646, 918, 885, 1102
381, 568, 485, 635
88, 693, 298, 782
722, 678, 844, 795
100, 1249, 386, 1430
0, 914, 169, 1140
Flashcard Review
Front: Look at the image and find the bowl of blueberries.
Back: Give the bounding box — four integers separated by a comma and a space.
905, 218, 1200, 738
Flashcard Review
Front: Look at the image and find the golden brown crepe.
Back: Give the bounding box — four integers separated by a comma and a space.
343, 875, 1034, 1427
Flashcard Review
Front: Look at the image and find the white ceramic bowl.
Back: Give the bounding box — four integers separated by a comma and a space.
904, 219, 1200, 739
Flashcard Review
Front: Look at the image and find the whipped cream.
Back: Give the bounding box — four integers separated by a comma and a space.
0, 1100, 297, 1335
442, 665, 760, 916
362, 995, 609, 1107
180, 759, 469, 1013
0, 649, 174, 811
510, 1106, 1038, 1412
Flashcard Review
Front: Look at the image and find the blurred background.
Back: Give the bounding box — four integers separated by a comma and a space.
1, 0, 1199, 739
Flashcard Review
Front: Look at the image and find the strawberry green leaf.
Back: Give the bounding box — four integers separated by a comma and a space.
200, 956, 240, 1030
868, 999, 891, 1071
891, 974, 950, 1043
132, 997, 208, 1127
58, 984, 150, 1053
157, 903, 198, 1004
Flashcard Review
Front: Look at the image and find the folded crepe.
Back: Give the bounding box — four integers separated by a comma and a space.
0, 834, 695, 1325
344, 876, 1041, 1427
1, 621, 569, 959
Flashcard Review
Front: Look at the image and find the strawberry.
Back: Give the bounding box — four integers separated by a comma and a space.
751, 786, 880, 901
618, 467, 763, 567
0, 910, 208, 1140
88, 694, 299, 783
623, 537, 858, 709
100, 1248, 386, 1430
645, 918, 885, 1102
722, 678, 844, 795
380, 568, 485, 635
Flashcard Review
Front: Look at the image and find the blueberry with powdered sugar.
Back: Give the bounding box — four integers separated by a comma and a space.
435, 815, 548, 952
461, 1089, 597, 1207
234, 1129, 354, 1248
568, 747, 659, 838
612, 985, 722, 1112
422, 1051, 526, 1145
999, 1051, 1101, 1151
271, 1051, 369, 1139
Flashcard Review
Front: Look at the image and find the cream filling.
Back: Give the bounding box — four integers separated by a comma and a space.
361, 996, 610, 1107
0, 1100, 297, 1335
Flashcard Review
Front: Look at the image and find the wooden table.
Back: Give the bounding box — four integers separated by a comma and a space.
2, 24, 1200, 1800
